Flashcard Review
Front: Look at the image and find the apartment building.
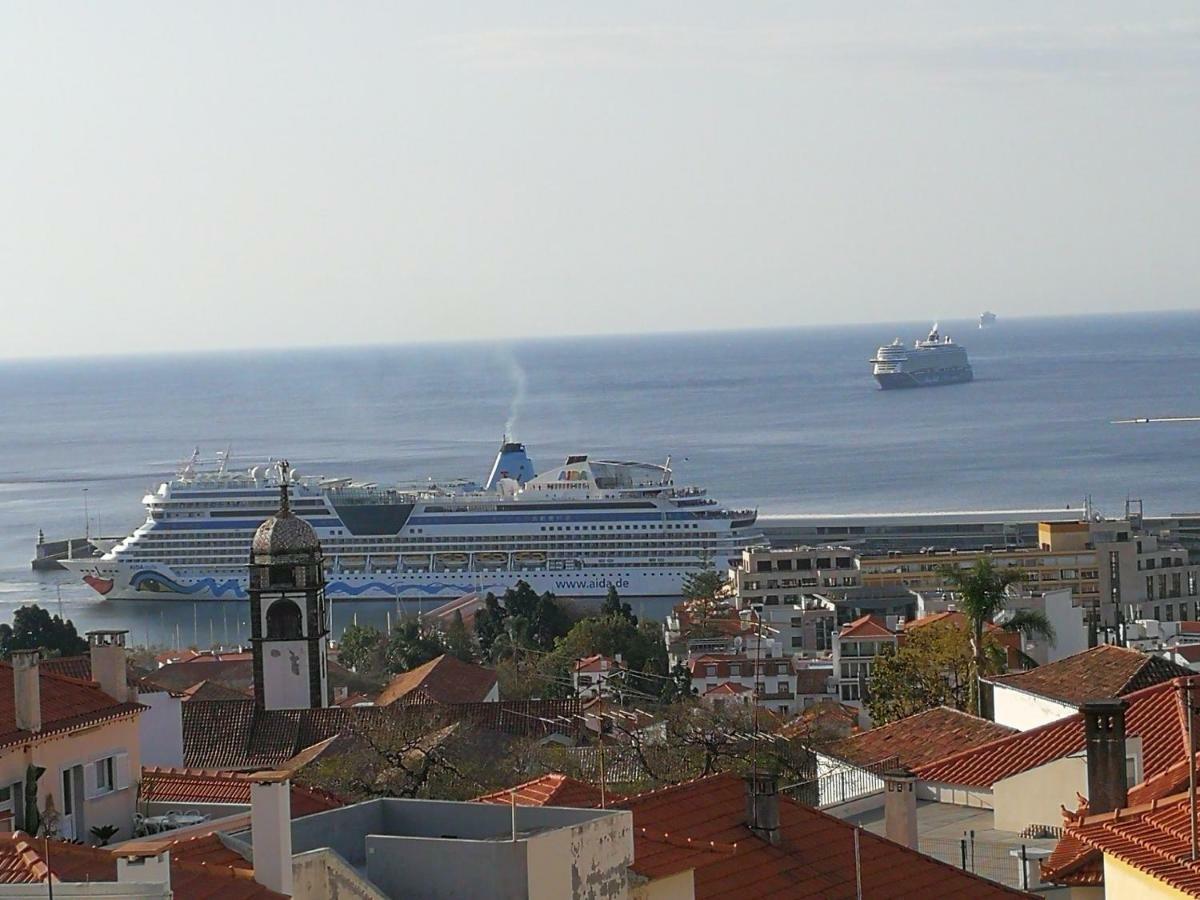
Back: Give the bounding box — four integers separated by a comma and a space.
730, 546, 861, 607
831, 615, 900, 706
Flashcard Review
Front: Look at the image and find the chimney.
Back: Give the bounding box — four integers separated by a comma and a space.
88, 630, 130, 703
117, 849, 171, 888
744, 772, 780, 845
250, 771, 293, 895
1080, 698, 1129, 814
12, 650, 41, 733
883, 768, 919, 849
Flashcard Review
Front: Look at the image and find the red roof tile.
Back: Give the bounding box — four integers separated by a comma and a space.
0, 663, 143, 750
838, 615, 895, 639
987, 644, 1192, 705
615, 774, 1032, 897
376, 654, 498, 705
0, 832, 283, 898
917, 676, 1195, 789
180, 680, 252, 702
140, 767, 345, 817
704, 682, 752, 697
1058, 791, 1200, 895
476, 773, 618, 808
830, 707, 1016, 770
479, 772, 1030, 897
573, 654, 622, 673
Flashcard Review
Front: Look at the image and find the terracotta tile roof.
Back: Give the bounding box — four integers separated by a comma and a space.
1174, 645, 1200, 663
987, 644, 1192, 705
917, 676, 1196, 789
40, 654, 154, 691
903, 611, 1003, 634
573, 654, 621, 673
1056, 791, 1200, 895
688, 655, 794, 679
776, 701, 860, 741
183, 698, 583, 770
0, 663, 144, 750
0, 832, 283, 898
181, 680, 252, 702
705, 682, 752, 697
153, 657, 357, 696
838, 615, 895, 639
141, 767, 345, 817
616, 774, 1032, 897
829, 707, 1016, 771
376, 654, 499, 705
1045, 747, 1200, 887
476, 773, 617, 807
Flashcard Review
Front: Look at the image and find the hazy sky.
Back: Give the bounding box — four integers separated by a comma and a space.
2, 3, 1199, 358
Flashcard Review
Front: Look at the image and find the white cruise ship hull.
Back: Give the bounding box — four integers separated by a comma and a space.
61, 558, 697, 601
63, 442, 760, 602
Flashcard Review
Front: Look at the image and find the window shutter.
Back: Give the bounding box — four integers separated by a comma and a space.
115, 753, 131, 791
83, 763, 98, 800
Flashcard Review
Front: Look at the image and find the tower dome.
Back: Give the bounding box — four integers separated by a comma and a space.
251, 462, 320, 558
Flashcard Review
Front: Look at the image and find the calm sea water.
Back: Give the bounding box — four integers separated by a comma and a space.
2, 311, 1198, 644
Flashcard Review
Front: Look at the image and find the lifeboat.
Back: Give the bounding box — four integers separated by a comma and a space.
370, 555, 399, 571
514, 551, 547, 567
476, 552, 508, 569
401, 553, 432, 571
437, 552, 469, 570
338, 555, 366, 572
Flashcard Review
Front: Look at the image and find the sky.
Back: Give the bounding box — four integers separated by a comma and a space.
2, 2, 1199, 359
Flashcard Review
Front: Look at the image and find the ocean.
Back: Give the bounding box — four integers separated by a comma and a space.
2, 311, 1198, 645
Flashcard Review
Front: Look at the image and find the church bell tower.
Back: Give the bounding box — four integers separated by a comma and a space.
249, 461, 329, 709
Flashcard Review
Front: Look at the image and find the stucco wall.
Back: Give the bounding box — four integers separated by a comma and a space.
136, 692, 182, 768
526, 809, 633, 900
917, 782, 993, 809
1103, 854, 1191, 899
292, 847, 388, 900
991, 684, 1076, 731
633, 869, 694, 900
0, 714, 141, 843
992, 754, 1088, 832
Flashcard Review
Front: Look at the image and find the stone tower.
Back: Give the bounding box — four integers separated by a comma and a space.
249, 462, 329, 709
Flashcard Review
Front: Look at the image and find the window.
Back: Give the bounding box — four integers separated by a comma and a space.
94, 757, 115, 794
266, 599, 303, 640
0, 786, 12, 831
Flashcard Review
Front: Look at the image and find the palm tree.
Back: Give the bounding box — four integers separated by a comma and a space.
939, 557, 1056, 715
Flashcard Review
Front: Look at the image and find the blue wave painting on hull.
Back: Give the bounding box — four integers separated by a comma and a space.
130, 570, 503, 599
326, 580, 506, 597
130, 571, 248, 598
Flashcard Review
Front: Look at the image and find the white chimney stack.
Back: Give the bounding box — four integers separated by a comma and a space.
250, 772, 293, 895
883, 768, 919, 849
12, 650, 41, 733
88, 630, 130, 703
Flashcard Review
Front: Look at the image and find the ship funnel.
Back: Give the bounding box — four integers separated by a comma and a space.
485, 439, 535, 490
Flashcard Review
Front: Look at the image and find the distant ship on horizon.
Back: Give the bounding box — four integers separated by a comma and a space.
870, 323, 974, 390
979, 311, 997, 328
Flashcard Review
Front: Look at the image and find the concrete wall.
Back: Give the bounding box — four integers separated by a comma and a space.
136, 691, 182, 769
633, 869, 694, 900
525, 809, 633, 900
991, 684, 1076, 731
992, 754, 1088, 832
367, 834, 530, 898
917, 782, 993, 809
292, 847, 388, 900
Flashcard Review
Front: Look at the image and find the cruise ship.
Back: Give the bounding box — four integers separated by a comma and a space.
61, 443, 761, 601
870, 324, 974, 390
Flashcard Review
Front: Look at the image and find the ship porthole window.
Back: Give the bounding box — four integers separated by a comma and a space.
266, 599, 303, 640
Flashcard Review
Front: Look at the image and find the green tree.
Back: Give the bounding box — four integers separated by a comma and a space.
477, 582, 574, 661
659, 662, 696, 703
939, 558, 1055, 715
601, 586, 637, 625
681, 569, 724, 604
865, 626, 975, 724
441, 610, 477, 663
473, 593, 506, 659
384, 619, 446, 674
338, 624, 386, 674
0, 606, 87, 659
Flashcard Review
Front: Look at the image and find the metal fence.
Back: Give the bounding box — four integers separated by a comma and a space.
781, 755, 900, 808
918, 833, 1040, 891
